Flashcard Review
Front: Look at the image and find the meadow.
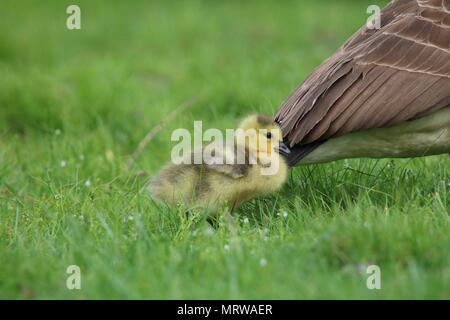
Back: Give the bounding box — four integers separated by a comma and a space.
0, 0, 449, 299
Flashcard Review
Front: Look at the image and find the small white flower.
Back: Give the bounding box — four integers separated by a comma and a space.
128, 215, 134, 221
259, 258, 268, 267
242, 217, 249, 224
277, 211, 288, 218
84, 179, 91, 187
447, 181, 450, 187
343, 159, 349, 169
79, 154, 85, 161
224, 244, 230, 251
60, 160, 66, 168
55, 129, 61, 136
79, 215, 85, 221
204, 227, 214, 236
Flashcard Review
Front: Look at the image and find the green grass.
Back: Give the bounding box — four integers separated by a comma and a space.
0, 0, 449, 299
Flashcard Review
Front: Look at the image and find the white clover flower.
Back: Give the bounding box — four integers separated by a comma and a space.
79, 154, 85, 161
55, 129, 61, 136
242, 217, 249, 224
282, 211, 288, 218
60, 160, 67, 168
84, 179, 91, 187
128, 215, 134, 221
224, 244, 230, 251
259, 258, 268, 267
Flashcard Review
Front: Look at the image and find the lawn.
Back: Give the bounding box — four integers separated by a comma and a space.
0, 0, 449, 299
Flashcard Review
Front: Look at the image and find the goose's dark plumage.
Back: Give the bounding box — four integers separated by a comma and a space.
275, 0, 450, 166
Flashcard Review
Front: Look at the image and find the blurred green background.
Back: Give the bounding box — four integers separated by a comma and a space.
1, 0, 449, 299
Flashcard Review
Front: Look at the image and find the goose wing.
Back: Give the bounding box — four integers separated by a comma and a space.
275, 0, 450, 164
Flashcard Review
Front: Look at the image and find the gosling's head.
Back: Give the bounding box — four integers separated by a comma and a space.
236, 114, 291, 157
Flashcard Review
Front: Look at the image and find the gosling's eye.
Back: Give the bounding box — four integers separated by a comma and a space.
266, 132, 272, 139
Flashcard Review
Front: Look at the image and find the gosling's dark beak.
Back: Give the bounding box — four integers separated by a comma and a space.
275, 141, 291, 155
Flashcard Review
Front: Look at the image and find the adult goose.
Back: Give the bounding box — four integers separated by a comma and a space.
275, 0, 450, 166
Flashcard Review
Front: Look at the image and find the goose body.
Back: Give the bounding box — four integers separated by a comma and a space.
300, 107, 450, 164
275, 0, 450, 166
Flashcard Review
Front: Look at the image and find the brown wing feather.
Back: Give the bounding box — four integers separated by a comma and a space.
275, 0, 450, 165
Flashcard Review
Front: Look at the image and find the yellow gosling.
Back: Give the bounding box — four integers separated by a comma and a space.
148, 114, 289, 213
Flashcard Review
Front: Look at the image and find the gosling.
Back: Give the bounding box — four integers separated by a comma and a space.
148, 114, 290, 213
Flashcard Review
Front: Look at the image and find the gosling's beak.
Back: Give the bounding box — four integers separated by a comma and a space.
275, 141, 291, 155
